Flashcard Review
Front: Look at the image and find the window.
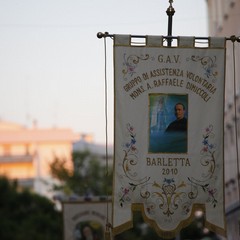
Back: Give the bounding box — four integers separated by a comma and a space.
3, 144, 11, 155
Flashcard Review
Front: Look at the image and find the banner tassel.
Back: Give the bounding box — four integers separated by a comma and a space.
104, 223, 112, 240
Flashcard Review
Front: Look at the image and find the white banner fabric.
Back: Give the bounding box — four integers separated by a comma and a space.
113, 35, 226, 238
63, 201, 110, 240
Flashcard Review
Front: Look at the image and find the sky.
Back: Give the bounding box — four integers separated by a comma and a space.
0, 0, 208, 144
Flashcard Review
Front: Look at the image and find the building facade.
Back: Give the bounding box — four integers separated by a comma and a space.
0, 120, 79, 200
73, 134, 113, 167
206, 0, 240, 239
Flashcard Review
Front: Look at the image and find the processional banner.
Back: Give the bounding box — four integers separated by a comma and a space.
63, 201, 111, 240
113, 35, 226, 238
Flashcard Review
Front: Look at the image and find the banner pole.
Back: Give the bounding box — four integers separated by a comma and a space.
166, 0, 175, 47
97, 32, 240, 43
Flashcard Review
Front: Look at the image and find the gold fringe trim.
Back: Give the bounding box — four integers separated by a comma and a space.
112, 203, 226, 239
104, 222, 113, 240
104, 231, 111, 240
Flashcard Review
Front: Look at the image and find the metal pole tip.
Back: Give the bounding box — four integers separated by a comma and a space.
97, 32, 104, 39
97, 32, 109, 39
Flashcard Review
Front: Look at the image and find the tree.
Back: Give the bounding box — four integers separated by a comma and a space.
49, 150, 112, 198
0, 176, 62, 240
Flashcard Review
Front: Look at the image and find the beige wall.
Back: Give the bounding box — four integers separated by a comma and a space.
0, 121, 79, 198
207, 0, 240, 181
34, 142, 73, 178
0, 141, 73, 178
0, 162, 34, 179
207, 0, 240, 101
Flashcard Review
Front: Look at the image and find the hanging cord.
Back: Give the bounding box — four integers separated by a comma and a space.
103, 35, 112, 240
231, 38, 240, 205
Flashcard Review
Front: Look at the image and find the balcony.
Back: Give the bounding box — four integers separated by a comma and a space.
0, 154, 34, 163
